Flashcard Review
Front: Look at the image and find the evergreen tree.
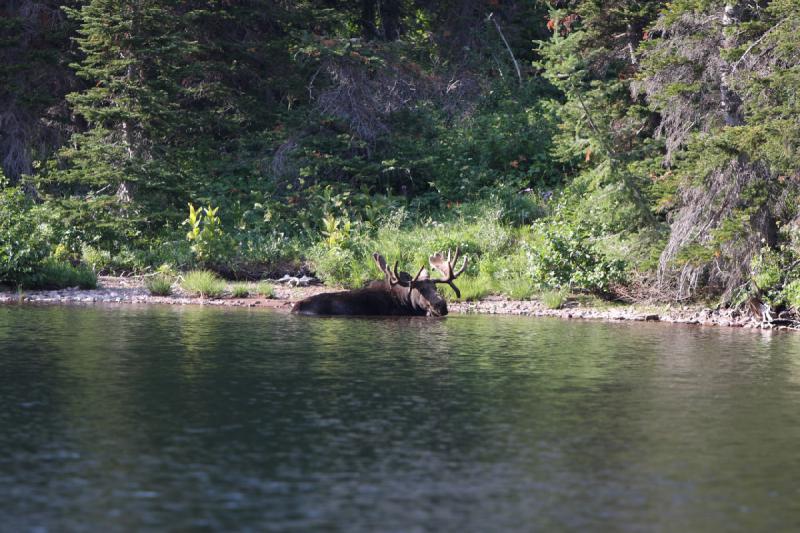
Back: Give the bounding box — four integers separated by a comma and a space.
0, 0, 79, 189
58, 0, 187, 219
535, 1, 666, 266
637, 0, 799, 299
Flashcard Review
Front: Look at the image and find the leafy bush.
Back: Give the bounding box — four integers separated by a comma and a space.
133, 239, 195, 273
146, 275, 173, 296
23, 259, 97, 290
750, 247, 783, 293
308, 246, 369, 287
181, 270, 225, 298
748, 246, 800, 307
526, 207, 627, 293
81, 244, 113, 273
184, 203, 237, 266
0, 188, 50, 285
783, 280, 800, 310
308, 207, 515, 289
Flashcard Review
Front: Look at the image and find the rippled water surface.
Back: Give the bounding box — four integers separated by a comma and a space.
2, 305, 800, 531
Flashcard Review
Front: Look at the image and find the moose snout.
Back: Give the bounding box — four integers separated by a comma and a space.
429, 302, 448, 317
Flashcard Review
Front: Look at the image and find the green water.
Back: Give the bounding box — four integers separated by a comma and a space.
1, 305, 800, 531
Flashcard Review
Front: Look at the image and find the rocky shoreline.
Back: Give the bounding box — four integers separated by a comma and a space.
2, 276, 798, 332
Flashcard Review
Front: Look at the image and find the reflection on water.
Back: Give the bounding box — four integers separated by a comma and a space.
1, 305, 800, 531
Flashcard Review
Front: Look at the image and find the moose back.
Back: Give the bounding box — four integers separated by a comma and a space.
291, 250, 467, 317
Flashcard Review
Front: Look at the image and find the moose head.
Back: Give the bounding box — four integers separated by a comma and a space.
292, 249, 468, 317
372, 248, 468, 317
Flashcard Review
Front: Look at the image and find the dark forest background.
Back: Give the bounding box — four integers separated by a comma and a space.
2, 1, 799, 308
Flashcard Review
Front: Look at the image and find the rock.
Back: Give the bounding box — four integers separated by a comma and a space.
644, 314, 660, 322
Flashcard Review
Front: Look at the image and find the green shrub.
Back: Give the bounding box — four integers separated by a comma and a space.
232, 283, 250, 298
181, 270, 225, 298
184, 203, 237, 266
81, 244, 113, 272
308, 207, 517, 289
541, 289, 567, 310
146, 275, 173, 296
24, 259, 97, 290
750, 247, 783, 292
526, 210, 627, 293
0, 188, 50, 285
133, 240, 195, 273
783, 280, 800, 310
255, 281, 274, 298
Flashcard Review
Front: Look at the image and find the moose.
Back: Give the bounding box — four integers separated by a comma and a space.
291, 249, 468, 316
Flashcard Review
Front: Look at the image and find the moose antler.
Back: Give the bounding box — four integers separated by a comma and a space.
373, 252, 431, 294
392, 261, 402, 286
430, 248, 468, 298
408, 264, 428, 295
373, 253, 401, 286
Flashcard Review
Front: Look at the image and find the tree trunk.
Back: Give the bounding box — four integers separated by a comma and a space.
360, 0, 377, 39
380, 0, 401, 41
625, 23, 639, 66
118, 60, 137, 203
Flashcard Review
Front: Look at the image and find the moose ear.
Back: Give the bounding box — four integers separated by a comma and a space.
372, 252, 388, 273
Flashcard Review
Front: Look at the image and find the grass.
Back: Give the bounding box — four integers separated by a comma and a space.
255, 281, 274, 298
146, 275, 173, 296
23, 259, 97, 290
308, 207, 516, 289
450, 275, 495, 301
500, 277, 537, 300
541, 289, 567, 310
181, 270, 225, 298
231, 283, 250, 298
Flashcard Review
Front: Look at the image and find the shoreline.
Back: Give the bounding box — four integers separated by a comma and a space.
2, 276, 798, 332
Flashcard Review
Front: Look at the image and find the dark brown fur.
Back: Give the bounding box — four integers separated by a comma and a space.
291, 284, 446, 316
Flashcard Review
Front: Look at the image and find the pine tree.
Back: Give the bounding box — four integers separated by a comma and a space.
0, 0, 79, 189
53, 1, 305, 233
636, 0, 798, 299
535, 1, 665, 243
60, 0, 187, 204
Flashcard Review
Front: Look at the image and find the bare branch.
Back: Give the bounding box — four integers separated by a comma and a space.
487, 13, 522, 85
731, 17, 789, 73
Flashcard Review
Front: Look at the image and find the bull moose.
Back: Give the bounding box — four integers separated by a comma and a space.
291, 249, 468, 316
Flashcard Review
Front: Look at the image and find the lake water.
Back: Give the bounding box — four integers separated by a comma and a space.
2, 305, 800, 531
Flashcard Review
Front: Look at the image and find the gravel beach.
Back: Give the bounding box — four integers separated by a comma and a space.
2, 275, 798, 332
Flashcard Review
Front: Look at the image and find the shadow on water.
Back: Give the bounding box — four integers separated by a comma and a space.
1, 305, 800, 531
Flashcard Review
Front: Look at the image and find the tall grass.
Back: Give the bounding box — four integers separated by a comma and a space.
23, 259, 97, 290
541, 289, 567, 310
308, 207, 516, 289
449, 275, 495, 301
231, 283, 250, 298
255, 281, 274, 298
500, 277, 537, 300
181, 270, 225, 298
146, 275, 173, 296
